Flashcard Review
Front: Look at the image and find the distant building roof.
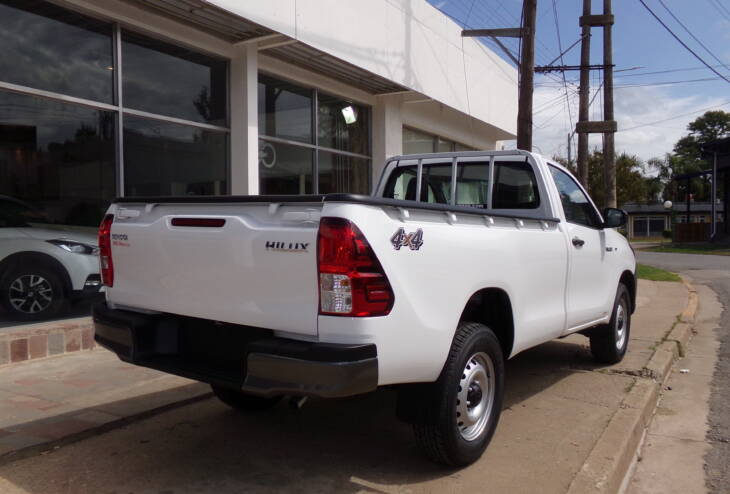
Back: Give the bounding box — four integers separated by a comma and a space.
622, 202, 724, 214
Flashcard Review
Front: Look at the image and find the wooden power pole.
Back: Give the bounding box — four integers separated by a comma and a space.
517, 0, 537, 151
602, 0, 616, 207
463, 0, 537, 152
573, 0, 616, 202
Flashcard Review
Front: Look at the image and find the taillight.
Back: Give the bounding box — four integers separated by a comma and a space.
317, 217, 394, 317
98, 214, 114, 287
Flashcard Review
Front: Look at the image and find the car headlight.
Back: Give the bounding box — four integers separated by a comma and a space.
46, 239, 98, 256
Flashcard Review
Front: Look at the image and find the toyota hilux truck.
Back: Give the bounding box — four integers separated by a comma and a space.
93, 150, 636, 466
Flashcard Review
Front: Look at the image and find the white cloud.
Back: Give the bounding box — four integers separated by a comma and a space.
504, 84, 727, 163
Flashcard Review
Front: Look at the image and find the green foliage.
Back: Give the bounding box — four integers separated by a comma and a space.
662, 229, 672, 239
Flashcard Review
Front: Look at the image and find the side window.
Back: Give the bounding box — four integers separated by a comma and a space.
455, 162, 490, 208
382, 164, 451, 204
549, 166, 602, 228
383, 166, 417, 200
492, 161, 540, 209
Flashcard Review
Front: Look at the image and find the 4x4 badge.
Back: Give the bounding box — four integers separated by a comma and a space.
391, 228, 424, 251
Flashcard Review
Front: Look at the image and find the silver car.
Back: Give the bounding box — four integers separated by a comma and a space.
0, 196, 102, 322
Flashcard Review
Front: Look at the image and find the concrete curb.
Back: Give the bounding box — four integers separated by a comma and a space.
0, 391, 213, 467
567, 276, 699, 494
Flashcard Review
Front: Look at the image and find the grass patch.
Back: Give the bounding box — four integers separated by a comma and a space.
643, 245, 730, 256
636, 264, 682, 282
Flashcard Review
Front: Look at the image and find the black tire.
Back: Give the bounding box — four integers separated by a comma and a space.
0, 264, 66, 322
589, 284, 631, 364
211, 385, 282, 412
412, 322, 505, 467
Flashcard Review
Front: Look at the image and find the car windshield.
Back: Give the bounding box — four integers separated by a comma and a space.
0, 197, 54, 228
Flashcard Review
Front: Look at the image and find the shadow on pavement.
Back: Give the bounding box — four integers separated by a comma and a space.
0, 336, 617, 494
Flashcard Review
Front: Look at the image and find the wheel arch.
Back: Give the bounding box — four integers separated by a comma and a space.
459, 287, 515, 359
620, 270, 637, 314
0, 252, 73, 296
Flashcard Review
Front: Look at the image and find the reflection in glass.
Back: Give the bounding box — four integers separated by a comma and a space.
436, 137, 454, 153
258, 140, 313, 194
258, 75, 313, 144
403, 127, 434, 154
123, 116, 227, 196
0, 0, 114, 103
122, 31, 228, 125
318, 151, 369, 195
317, 93, 369, 156
456, 163, 490, 207
0, 90, 116, 227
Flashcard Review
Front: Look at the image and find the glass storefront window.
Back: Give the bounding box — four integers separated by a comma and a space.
403, 126, 475, 154
258, 140, 313, 195
0, 90, 116, 227
317, 93, 369, 156
0, 0, 114, 103
318, 151, 369, 195
258, 75, 313, 144
122, 31, 228, 126
258, 75, 371, 195
123, 116, 227, 196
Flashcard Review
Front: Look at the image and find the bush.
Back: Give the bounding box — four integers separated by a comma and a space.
662, 229, 672, 239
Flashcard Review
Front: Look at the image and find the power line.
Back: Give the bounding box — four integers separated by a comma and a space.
656, 0, 730, 74
551, 0, 573, 134
637, 0, 730, 84
706, 0, 730, 22
615, 63, 730, 78
618, 100, 730, 132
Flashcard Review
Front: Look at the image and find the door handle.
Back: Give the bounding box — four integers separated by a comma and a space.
572, 236, 585, 247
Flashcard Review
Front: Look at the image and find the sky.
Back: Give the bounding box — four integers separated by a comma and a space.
426, 0, 730, 163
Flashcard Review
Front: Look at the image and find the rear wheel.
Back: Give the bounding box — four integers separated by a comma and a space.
211, 385, 282, 412
589, 284, 631, 364
412, 321, 504, 466
0, 265, 66, 321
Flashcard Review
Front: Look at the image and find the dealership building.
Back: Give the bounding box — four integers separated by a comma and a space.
0, 0, 517, 229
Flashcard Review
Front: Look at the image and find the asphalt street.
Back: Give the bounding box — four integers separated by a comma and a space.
637, 251, 729, 493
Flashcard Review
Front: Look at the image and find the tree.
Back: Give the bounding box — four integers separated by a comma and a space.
554, 151, 653, 208
649, 110, 730, 202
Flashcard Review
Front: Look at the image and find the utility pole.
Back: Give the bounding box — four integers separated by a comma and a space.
463, 1, 536, 152
602, 0, 616, 207
567, 133, 572, 165
577, 0, 592, 188
517, 0, 537, 151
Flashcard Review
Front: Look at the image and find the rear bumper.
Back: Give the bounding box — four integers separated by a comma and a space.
92, 302, 377, 398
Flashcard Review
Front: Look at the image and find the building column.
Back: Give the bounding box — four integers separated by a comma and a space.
371, 94, 404, 187
229, 44, 259, 195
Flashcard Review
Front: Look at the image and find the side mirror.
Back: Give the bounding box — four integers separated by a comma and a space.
602, 207, 627, 229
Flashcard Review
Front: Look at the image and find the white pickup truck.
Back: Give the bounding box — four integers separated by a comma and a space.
93, 150, 636, 466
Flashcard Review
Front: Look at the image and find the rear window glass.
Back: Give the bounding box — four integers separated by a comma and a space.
455, 162, 490, 208
383, 164, 452, 204
492, 161, 540, 209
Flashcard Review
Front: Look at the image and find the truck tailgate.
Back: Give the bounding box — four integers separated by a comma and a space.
106, 202, 322, 336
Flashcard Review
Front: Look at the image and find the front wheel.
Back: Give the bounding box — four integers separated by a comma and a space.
413, 321, 505, 466
0, 265, 66, 321
589, 284, 631, 364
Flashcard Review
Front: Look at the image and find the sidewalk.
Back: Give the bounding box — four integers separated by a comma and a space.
0, 279, 693, 493
0, 349, 210, 462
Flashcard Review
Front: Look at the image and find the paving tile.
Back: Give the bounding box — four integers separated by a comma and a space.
28, 335, 47, 360
65, 329, 81, 352
81, 328, 94, 349
0, 340, 9, 365
9, 339, 28, 363
47, 333, 64, 355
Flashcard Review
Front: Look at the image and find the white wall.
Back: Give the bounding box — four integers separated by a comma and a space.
208, 0, 518, 137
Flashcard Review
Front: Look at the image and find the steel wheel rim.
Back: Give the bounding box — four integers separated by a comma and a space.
615, 300, 627, 350
456, 351, 495, 442
8, 275, 54, 314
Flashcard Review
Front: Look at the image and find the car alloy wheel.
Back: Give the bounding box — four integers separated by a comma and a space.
9, 274, 55, 314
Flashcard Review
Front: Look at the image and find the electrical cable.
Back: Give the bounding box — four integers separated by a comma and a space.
637, 0, 730, 84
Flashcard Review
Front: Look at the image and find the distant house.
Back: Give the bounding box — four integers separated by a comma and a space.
622, 202, 725, 239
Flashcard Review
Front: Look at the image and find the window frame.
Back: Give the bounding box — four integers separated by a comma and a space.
0, 2, 232, 200
547, 163, 604, 229
257, 72, 372, 195
378, 154, 553, 219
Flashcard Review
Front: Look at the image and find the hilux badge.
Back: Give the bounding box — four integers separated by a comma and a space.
391, 228, 424, 251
